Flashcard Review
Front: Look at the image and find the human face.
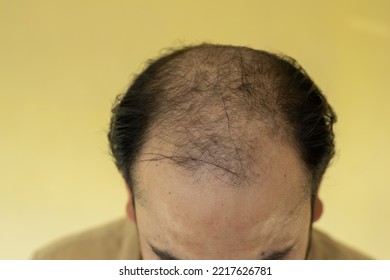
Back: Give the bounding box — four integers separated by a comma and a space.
131, 134, 313, 260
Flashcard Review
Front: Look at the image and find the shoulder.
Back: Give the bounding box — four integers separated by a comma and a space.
308, 227, 372, 260
32, 218, 140, 260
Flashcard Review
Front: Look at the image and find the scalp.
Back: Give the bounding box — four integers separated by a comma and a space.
138, 45, 291, 186
109, 43, 336, 195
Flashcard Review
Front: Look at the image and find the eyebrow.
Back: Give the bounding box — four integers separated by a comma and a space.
149, 243, 295, 260
260, 244, 295, 260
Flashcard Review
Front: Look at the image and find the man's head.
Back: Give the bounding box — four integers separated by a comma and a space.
108, 43, 336, 259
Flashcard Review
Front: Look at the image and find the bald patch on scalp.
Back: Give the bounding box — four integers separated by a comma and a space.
137, 46, 300, 188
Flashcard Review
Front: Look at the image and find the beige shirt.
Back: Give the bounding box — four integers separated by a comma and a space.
32, 218, 371, 260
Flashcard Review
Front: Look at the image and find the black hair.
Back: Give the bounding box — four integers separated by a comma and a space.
108, 43, 336, 199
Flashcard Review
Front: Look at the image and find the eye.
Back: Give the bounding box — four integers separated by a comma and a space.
150, 244, 179, 260
263, 254, 287, 260
262, 245, 294, 260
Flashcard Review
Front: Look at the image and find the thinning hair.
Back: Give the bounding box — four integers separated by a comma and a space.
108, 43, 336, 199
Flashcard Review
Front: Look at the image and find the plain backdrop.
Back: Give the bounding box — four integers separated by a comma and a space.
1, 0, 389, 259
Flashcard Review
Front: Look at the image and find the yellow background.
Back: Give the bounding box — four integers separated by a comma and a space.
1, 0, 389, 259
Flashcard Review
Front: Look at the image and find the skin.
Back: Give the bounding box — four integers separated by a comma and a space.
125, 132, 323, 260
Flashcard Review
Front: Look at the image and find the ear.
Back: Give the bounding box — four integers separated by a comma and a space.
311, 177, 324, 222
125, 184, 137, 224
312, 195, 323, 222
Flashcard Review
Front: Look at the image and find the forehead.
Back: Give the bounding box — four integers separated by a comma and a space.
134, 133, 309, 256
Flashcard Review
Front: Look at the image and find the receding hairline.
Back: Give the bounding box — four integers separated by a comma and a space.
131, 116, 312, 209
127, 44, 309, 189
108, 42, 335, 208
